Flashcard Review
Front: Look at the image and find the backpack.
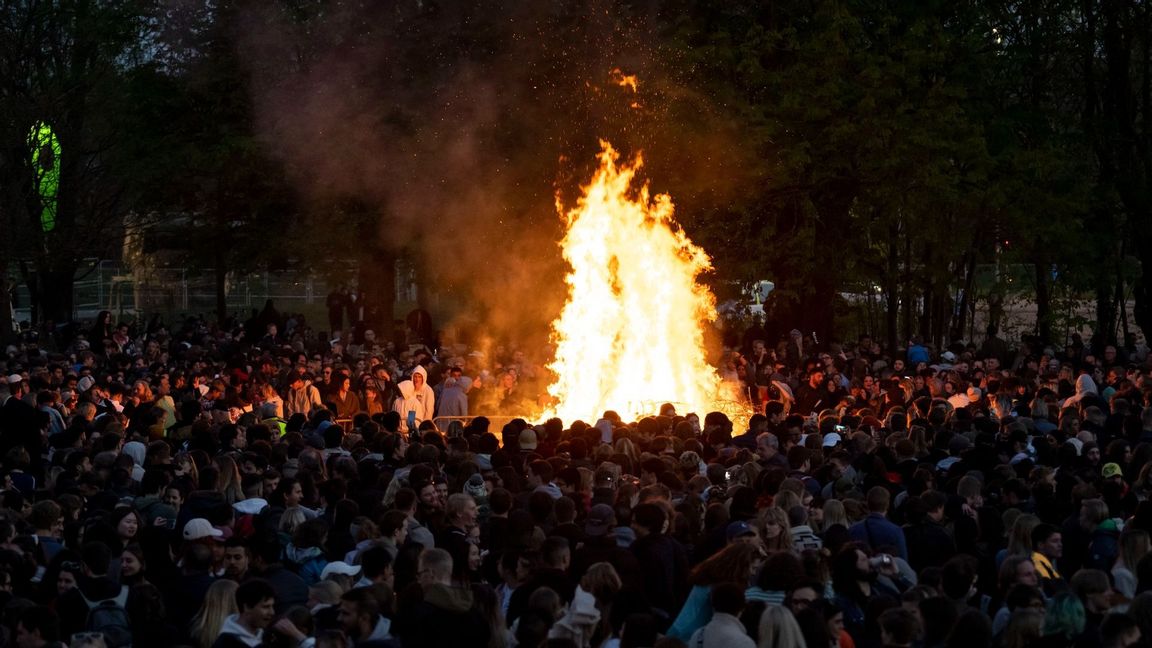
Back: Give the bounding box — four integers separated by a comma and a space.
80, 585, 132, 648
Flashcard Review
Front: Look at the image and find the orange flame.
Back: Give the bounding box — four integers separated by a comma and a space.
544, 141, 720, 422
610, 68, 639, 93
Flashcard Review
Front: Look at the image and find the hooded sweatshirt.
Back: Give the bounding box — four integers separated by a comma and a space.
216, 614, 263, 648
438, 376, 471, 417
1063, 374, 1099, 408
122, 441, 146, 482
411, 365, 436, 417
549, 586, 601, 647
284, 544, 327, 585
392, 380, 429, 434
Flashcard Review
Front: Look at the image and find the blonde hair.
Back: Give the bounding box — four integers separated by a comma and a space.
133, 380, 155, 403
576, 467, 594, 493
581, 562, 623, 603
614, 438, 638, 464
350, 516, 380, 543
757, 605, 807, 648
213, 455, 244, 505
761, 507, 792, 553
309, 579, 344, 604
280, 506, 308, 534
823, 499, 849, 528
774, 490, 802, 515
1006, 514, 1041, 557
190, 579, 238, 648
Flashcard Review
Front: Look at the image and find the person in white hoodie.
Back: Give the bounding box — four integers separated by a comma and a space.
1063, 373, 1100, 409
410, 364, 436, 419
549, 563, 623, 647
213, 580, 276, 648
392, 380, 429, 435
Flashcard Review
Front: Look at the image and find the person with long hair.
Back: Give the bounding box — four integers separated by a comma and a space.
1114, 528, 1151, 599
830, 543, 906, 646
999, 514, 1041, 565
327, 373, 362, 418
189, 579, 238, 648
119, 544, 148, 587
172, 451, 200, 490
549, 562, 622, 648
761, 506, 792, 553
823, 499, 850, 530
667, 542, 764, 641
213, 455, 244, 505
757, 604, 807, 648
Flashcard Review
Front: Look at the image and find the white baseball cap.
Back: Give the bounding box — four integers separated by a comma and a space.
6, 374, 22, 385
183, 518, 224, 541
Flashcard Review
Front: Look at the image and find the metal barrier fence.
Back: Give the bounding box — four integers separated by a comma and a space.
332, 415, 528, 437
11, 258, 424, 323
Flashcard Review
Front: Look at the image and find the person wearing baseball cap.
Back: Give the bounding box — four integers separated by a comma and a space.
320, 560, 361, 582
1102, 463, 1124, 481
726, 521, 759, 546
570, 503, 641, 587
184, 518, 224, 541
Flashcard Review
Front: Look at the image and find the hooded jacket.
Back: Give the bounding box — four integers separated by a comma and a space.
392, 381, 429, 434
438, 377, 470, 417
1063, 374, 1099, 408
133, 494, 176, 529
213, 614, 263, 648
122, 441, 146, 482
410, 365, 436, 417
549, 586, 601, 648
284, 544, 327, 585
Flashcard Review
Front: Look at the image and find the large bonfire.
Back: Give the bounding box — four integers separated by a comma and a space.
544, 140, 721, 422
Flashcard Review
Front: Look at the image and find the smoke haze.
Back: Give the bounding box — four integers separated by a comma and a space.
231, 0, 757, 351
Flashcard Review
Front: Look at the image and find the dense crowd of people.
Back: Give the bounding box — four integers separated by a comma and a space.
0, 305, 1151, 648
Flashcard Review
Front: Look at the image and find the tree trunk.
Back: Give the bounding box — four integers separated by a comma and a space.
1096, 276, 1118, 350
952, 251, 976, 342
920, 284, 933, 341
215, 248, 228, 324
0, 259, 13, 343
1134, 253, 1152, 336
885, 224, 899, 354
358, 247, 396, 335
33, 265, 76, 326
1035, 262, 1053, 345
900, 234, 913, 345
